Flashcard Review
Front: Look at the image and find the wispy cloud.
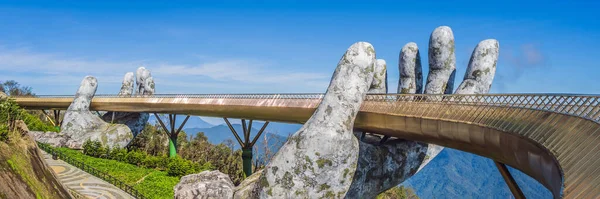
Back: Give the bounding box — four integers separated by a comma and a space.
493, 43, 549, 92
0, 46, 331, 94
504, 44, 547, 69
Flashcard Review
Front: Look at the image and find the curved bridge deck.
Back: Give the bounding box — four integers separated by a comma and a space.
13, 93, 600, 198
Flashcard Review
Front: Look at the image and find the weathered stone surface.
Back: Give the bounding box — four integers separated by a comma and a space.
349, 28, 500, 197
136, 67, 152, 95
118, 72, 135, 96
29, 131, 82, 149
61, 76, 132, 148
398, 42, 423, 94
348, 55, 428, 198
347, 136, 428, 198
174, 170, 235, 199
233, 170, 263, 199
369, 59, 387, 93
0, 91, 7, 99
257, 42, 376, 198
143, 76, 155, 95
425, 26, 456, 95
456, 39, 499, 94
102, 68, 154, 137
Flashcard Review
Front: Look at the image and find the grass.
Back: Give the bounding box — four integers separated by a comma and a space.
54, 147, 180, 199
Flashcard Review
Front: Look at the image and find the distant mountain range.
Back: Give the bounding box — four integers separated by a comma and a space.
150, 115, 553, 198
400, 148, 552, 198
148, 115, 214, 129
183, 124, 288, 162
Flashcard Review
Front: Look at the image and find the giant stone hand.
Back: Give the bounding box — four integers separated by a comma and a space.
232, 26, 499, 199
345, 26, 500, 198
101, 67, 154, 138
59, 76, 133, 148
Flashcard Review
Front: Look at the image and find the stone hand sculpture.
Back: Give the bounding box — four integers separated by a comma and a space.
186, 26, 499, 199
101, 67, 155, 138
346, 26, 499, 198
60, 76, 133, 148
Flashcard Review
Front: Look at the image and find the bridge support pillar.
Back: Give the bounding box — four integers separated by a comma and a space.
223, 117, 269, 177
154, 113, 190, 158
495, 161, 525, 199
42, 110, 63, 131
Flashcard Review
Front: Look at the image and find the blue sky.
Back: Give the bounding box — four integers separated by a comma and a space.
0, 0, 599, 95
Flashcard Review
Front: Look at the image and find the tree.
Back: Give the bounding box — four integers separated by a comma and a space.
0, 80, 34, 96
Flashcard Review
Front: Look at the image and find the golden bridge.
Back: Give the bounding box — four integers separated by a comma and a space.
13, 93, 600, 198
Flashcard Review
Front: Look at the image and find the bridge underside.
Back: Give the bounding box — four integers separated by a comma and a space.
15, 96, 600, 198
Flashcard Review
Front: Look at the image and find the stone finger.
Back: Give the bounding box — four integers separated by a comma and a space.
425, 26, 456, 95
258, 41, 376, 198
399, 42, 423, 94
455, 39, 499, 94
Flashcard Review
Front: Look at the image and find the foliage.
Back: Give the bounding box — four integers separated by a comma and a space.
21, 112, 57, 132
134, 171, 181, 199
0, 80, 57, 133
125, 150, 147, 166
166, 156, 196, 177
54, 147, 178, 199
377, 186, 420, 199
0, 97, 56, 141
82, 140, 109, 158
79, 138, 212, 178
109, 146, 128, 162
131, 123, 247, 184
0, 80, 34, 96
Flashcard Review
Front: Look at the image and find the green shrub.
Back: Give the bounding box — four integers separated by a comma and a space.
167, 156, 196, 177
0, 123, 8, 142
0, 98, 23, 123
82, 140, 94, 156
98, 145, 109, 159
53, 147, 177, 199
157, 155, 170, 170
142, 155, 159, 168
21, 112, 56, 132
109, 147, 128, 161
126, 150, 146, 166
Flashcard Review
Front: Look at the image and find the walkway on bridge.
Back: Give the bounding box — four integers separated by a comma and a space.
42, 151, 133, 199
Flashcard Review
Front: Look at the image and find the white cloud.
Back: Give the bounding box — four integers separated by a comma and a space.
0, 46, 331, 94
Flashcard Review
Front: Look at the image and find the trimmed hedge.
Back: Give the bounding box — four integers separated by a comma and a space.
81, 139, 212, 177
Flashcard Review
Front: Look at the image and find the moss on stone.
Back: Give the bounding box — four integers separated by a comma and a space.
325, 106, 332, 115
282, 172, 295, 189
305, 156, 312, 164
318, 183, 331, 192
259, 175, 269, 188
316, 158, 333, 168
366, 46, 375, 57
321, 191, 335, 199
401, 88, 410, 94
343, 168, 350, 179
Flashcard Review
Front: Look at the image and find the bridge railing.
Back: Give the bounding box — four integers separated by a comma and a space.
15, 93, 600, 123
366, 94, 600, 123
37, 142, 147, 199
